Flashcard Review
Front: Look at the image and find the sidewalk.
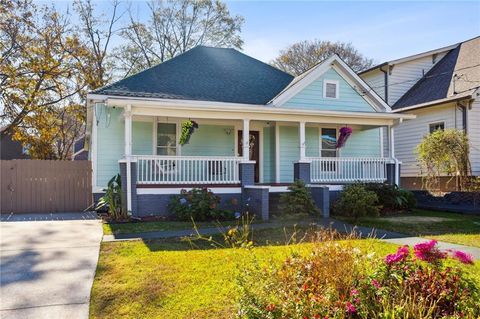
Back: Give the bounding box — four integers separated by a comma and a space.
102, 217, 406, 242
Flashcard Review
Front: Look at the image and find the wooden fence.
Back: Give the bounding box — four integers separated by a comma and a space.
1, 160, 92, 214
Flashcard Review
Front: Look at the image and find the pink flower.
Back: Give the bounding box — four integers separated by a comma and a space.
350, 288, 359, 296
385, 245, 410, 265
413, 240, 446, 263
371, 279, 381, 289
451, 250, 475, 265
345, 301, 356, 314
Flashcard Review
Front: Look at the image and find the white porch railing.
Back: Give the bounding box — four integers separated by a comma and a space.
134, 156, 242, 185
308, 157, 390, 183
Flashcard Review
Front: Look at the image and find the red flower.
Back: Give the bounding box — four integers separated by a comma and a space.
413, 240, 446, 263
451, 250, 474, 265
345, 301, 356, 314
385, 245, 410, 265
265, 304, 276, 312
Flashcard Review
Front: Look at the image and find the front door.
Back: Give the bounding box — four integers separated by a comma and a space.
238, 130, 260, 183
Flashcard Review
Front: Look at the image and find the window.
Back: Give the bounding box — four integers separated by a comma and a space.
321, 128, 337, 157
157, 123, 177, 155
429, 122, 445, 134
323, 80, 339, 99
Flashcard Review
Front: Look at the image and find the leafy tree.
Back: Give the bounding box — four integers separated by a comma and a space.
271, 40, 374, 76
417, 129, 471, 192
115, 0, 244, 77
0, 0, 94, 159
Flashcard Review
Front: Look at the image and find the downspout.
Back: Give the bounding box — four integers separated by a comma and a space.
379, 64, 389, 104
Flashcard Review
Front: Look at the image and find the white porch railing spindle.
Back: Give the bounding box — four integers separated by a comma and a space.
307, 157, 390, 183
135, 156, 242, 185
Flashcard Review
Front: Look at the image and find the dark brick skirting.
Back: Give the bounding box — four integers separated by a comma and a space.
413, 190, 480, 214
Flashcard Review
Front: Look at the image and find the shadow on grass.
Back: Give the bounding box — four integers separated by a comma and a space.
140, 223, 323, 252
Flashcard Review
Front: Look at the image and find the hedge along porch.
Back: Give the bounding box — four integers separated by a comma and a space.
87, 49, 415, 220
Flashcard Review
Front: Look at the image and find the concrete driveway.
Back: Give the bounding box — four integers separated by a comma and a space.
0, 212, 102, 319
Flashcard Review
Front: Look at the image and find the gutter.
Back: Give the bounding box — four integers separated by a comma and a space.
392, 94, 474, 113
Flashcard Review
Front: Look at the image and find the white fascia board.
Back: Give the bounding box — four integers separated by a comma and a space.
392, 93, 475, 113
388, 44, 457, 65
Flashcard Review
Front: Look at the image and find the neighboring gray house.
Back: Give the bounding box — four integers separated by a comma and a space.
360, 36, 480, 190
0, 128, 29, 160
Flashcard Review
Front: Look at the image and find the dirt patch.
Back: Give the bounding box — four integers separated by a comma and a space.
377, 216, 454, 224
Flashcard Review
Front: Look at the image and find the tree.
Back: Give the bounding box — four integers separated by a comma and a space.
416, 129, 471, 192
271, 40, 374, 76
73, 0, 123, 88
0, 0, 91, 159
115, 0, 244, 77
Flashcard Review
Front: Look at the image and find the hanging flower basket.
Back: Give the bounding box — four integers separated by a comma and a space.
336, 127, 353, 149
179, 120, 198, 145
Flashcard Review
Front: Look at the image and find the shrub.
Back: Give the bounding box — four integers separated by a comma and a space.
96, 174, 128, 220
168, 187, 233, 221
237, 238, 480, 319
333, 183, 380, 220
279, 179, 319, 216
364, 183, 416, 212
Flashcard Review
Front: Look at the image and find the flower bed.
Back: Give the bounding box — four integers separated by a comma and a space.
238, 240, 479, 318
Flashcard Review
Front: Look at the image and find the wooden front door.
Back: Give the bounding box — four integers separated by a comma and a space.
238, 130, 260, 183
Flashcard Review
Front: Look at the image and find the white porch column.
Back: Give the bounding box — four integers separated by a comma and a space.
242, 119, 250, 162
125, 104, 132, 212
299, 121, 306, 161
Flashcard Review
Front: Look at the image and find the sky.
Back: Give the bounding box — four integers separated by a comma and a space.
48, 0, 480, 65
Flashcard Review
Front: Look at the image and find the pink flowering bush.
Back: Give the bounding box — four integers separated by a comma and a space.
237, 239, 479, 319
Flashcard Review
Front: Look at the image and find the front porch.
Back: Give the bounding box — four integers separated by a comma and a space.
112, 106, 401, 219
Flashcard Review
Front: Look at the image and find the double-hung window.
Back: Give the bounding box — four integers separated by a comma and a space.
157, 123, 177, 155
429, 122, 445, 134
321, 128, 337, 157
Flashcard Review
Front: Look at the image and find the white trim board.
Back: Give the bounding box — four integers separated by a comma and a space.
137, 187, 242, 195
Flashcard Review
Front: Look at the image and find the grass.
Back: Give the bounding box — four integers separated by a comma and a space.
102, 214, 317, 235
90, 233, 390, 318
90, 225, 480, 319
102, 220, 246, 235
335, 209, 480, 247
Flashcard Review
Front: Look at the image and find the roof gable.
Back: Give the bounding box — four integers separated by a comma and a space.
93, 46, 294, 105
271, 55, 390, 112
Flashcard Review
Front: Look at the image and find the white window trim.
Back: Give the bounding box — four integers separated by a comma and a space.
428, 121, 446, 133
323, 80, 339, 99
319, 126, 339, 157
155, 121, 180, 155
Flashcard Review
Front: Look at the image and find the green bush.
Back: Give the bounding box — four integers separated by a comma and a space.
364, 183, 416, 212
168, 187, 233, 221
279, 179, 319, 216
96, 174, 128, 221
333, 183, 380, 220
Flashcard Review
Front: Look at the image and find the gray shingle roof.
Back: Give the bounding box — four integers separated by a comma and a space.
393, 37, 480, 109
93, 46, 294, 105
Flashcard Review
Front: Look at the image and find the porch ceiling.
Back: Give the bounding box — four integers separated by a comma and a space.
94, 96, 415, 127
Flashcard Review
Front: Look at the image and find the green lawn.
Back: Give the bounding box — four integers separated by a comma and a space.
336, 209, 480, 247
102, 214, 317, 235
90, 225, 480, 319
90, 236, 390, 318
102, 220, 244, 235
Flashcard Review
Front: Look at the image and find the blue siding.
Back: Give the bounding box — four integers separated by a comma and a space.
133, 121, 153, 155
181, 124, 235, 156
283, 68, 376, 112
279, 126, 298, 182
96, 105, 124, 187
306, 127, 319, 157
263, 126, 275, 183
341, 127, 381, 157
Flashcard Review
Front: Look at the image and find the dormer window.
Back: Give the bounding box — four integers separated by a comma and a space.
323, 80, 339, 99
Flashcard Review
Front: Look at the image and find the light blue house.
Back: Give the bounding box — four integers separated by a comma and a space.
86, 46, 414, 219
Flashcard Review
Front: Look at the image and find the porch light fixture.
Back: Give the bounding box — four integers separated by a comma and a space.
224, 128, 233, 135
